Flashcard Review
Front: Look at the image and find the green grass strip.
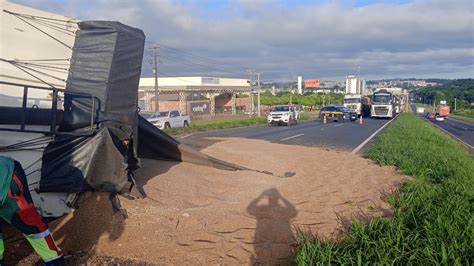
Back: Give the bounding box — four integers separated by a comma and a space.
294, 113, 474, 265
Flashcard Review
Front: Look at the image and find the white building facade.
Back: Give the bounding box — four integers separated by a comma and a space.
345, 75, 366, 95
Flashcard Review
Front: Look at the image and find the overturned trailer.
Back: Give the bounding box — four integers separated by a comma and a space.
0, 20, 247, 218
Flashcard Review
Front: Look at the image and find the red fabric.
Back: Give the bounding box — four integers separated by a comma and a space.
45, 234, 62, 256
8, 173, 48, 232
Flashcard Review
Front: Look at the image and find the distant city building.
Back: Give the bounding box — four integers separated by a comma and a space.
345, 75, 366, 95
297, 76, 303, 94
320, 80, 345, 88
374, 79, 437, 88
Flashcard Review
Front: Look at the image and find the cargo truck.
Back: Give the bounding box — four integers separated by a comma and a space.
343, 94, 371, 117
370, 89, 396, 118
436, 101, 450, 117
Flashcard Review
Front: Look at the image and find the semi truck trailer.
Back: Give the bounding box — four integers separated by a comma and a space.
370, 89, 396, 118
343, 94, 371, 117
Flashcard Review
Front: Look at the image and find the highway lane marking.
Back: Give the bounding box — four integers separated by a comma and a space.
446, 117, 474, 127
334, 124, 343, 127
430, 122, 474, 150
351, 115, 399, 154
280, 133, 305, 141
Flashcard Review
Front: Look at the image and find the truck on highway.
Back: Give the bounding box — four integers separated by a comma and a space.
436, 101, 450, 117
370, 89, 396, 118
267, 105, 298, 126
393, 95, 402, 114
343, 94, 371, 117
147, 110, 191, 129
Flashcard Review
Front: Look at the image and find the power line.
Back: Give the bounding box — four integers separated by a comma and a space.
154, 71, 202, 85
158, 44, 248, 72
158, 53, 244, 77
145, 41, 249, 77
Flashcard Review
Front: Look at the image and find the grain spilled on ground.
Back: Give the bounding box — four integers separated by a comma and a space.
11, 138, 409, 265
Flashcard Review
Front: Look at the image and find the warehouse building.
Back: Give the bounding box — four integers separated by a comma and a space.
138, 76, 253, 116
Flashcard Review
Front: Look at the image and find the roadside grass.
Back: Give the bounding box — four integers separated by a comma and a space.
450, 110, 474, 123
294, 113, 474, 264
164, 113, 313, 135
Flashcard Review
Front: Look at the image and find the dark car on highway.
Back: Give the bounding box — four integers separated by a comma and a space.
319, 105, 358, 122
426, 112, 436, 120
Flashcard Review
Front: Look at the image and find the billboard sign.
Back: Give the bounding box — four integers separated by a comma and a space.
304, 79, 320, 88
189, 101, 210, 115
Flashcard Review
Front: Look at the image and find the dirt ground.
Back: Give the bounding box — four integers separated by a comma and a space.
7, 138, 409, 265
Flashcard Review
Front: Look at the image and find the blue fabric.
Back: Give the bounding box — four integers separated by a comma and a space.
0, 156, 14, 205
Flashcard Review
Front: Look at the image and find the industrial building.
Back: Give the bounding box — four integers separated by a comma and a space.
138, 77, 253, 116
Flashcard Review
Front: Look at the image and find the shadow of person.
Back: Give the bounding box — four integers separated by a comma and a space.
247, 188, 297, 265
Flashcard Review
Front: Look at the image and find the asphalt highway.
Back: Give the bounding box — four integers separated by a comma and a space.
411, 102, 474, 149
181, 117, 392, 152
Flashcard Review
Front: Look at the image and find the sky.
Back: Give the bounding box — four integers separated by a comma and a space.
10, 0, 474, 81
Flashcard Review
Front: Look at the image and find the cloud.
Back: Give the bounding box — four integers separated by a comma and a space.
9, 0, 474, 80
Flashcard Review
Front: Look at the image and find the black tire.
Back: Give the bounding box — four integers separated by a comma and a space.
164, 122, 171, 129
183, 121, 189, 127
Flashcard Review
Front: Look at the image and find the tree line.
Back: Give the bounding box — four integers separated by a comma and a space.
256, 91, 344, 111
413, 79, 474, 110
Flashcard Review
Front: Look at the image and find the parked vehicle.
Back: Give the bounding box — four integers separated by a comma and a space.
343, 94, 371, 117
267, 105, 298, 126
319, 105, 358, 122
147, 110, 191, 129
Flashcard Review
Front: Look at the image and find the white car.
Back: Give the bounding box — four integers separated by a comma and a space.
147, 110, 191, 129
435, 115, 445, 122
267, 105, 298, 126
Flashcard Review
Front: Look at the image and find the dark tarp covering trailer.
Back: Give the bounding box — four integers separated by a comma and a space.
40, 21, 246, 196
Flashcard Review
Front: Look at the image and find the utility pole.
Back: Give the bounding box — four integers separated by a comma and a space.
151, 46, 160, 112
289, 77, 293, 104
454, 97, 457, 111
256, 72, 262, 117
247, 69, 254, 116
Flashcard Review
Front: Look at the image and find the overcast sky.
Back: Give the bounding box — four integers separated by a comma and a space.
11, 0, 474, 81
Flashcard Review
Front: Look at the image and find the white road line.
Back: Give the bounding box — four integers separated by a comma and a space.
351, 115, 399, 154
280, 133, 304, 141
334, 124, 343, 127
430, 122, 474, 149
